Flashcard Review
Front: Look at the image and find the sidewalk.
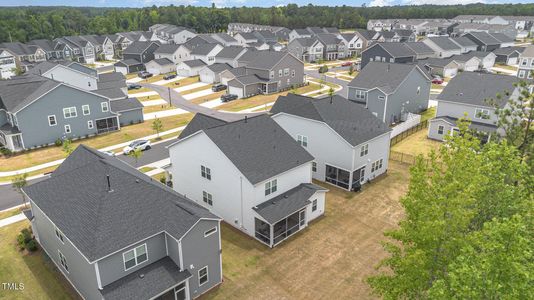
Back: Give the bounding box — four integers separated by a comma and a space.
0, 213, 26, 228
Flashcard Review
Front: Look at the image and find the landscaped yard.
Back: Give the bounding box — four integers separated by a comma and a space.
0, 114, 193, 174
163, 76, 199, 88
494, 63, 518, 71
190, 91, 226, 105
202, 161, 408, 299
142, 104, 176, 114
0, 206, 26, 220
0, 221, 80, 300
391, 128, 442, 157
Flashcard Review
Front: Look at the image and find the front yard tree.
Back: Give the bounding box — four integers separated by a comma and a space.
367, 119, 533, 299
12, 173, 29, 208
348, 65, 354, 76
152, 117, 164, 140
129, 147, 143, 167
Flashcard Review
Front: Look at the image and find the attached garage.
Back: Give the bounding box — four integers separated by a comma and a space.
493, 47, 522, 66
144, 58, 176, 75
176, 59, 207, 77
199, 63, 233, 84
228, 84, 244, 98
114, 59, 145, 75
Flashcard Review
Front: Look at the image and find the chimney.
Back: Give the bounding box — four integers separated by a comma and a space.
106, 174, 113, 192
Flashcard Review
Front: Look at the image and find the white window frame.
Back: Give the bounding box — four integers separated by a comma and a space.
438, 125, 444, 135
48, 115, 57, 126
201, 165, 211, 180
63, 107, 77, 119
312, 161, 317, 172
265, 179, 278, 196
291, 69, 295, 77
58, 251, 69, 273
297, 134, 308, 147
123, 244, 148, 271
87, 120, 94, 129
312, 199, 317, 212
278, 69, 283, 77
354, 90, 367, 100
360, 144, 369, 157
521, 58, 527, 66
101, 102, 109, 112
64, 124, 71, 134
475, 108, 490, 120
518, 70, 525, 78
204, 227, 217, 237
55, 227, 65, 243
284, 68, 290, 76
82, 104, 90, 116
202, 191, 213, 206
198, 266, 209, 286
269, 71, 274, 79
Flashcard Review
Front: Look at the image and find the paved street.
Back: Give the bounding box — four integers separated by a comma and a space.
305, 69, 349, 98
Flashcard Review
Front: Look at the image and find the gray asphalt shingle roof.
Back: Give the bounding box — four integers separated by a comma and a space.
371, 42, 416, 58
450, 36, 478, 48
215, 46, 246, 59
349, 62, 429, 94
438, 72, 519, 107
110, 97, 143, 112
0, 75, 61, 112
253, 183, 326, 224
176, 114, 314, 185
465, 32, 501, 45
245, 51, 289, 70
403, 42, 435, 55
23, 145, 218, 262
271, 94, 391, 146
154, 44, 180, 54
190, 43, 220, 56
182, 59, 207, 68
428, 37, 462, 51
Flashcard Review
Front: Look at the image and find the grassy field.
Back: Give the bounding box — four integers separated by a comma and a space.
0, 221, 81, 300
180, 84, 212, 96
163, 76, 199, 88
142, 104, 176, 114
139, 166, 156, 173
202, 161, 409, 299
190, 91, 226, 105
0, 114, 193, 173
420, 107, 436, 122
0, 206, 26, 220
391, 129, 442, 157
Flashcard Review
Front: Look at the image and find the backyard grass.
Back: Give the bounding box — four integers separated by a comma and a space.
163, 76, 199, 88
139, 166, 156, 173
190, 91, 226, 105
0, 206, 26, 220
431, 83, 444, 90
420, 107, 436, 122
391, 129, 442, 157
0, 221, 81, 300
142, 104, 176, 114
136, 95, 162, 102
151, 172, 167, 183
0, 114, 193, 172
0, 166, 58, 184
125, 73, 137, 79
180, 84, 212, 96
202, 161, 409, 300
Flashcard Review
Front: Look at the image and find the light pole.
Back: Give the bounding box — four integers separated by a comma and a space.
167, 86, 172, 108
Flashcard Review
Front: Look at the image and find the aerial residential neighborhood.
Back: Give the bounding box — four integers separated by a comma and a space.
0, 2, 532, 300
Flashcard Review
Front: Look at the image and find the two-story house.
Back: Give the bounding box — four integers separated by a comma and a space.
122, 41, 160, 65
360, 42, 417, 70
422, 37, 463, 58
210, 33, 239, 46
154, 44, 182, 64
0, 49, 17, 79
190, 43, 224, 65
288, 29, 313, 42
271, 94, 391, 191
517, 45, 534, 79
348, 62, 431, 125
27, 39, 63, 60
339, 33, 363, 57
226, 51, 304, 98
0, 42, 47, 71
429, 72, 519, 142
23, 145, 223, 300
463, 32, 502, 52
287, 37, 324, 62
316, 33, 347, 60
213, 46, 248, 67
403, 42, 436, 60
56, 36, 96, 64
233, 32, 259, 46
167, 114, 327, 248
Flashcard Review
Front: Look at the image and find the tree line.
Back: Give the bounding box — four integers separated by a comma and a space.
2, 3, 534, 43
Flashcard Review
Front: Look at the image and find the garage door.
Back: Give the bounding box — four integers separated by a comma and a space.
200, 72, 215, 84
228, 86, 244, 98
177, 69, 190, 77
115, 66, 128, 75
507, 57, 518, 65
444, 67, 457, 78
147, 67, 161, 75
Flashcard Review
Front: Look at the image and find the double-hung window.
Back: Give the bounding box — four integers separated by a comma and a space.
82, 105, 90, 116
278, 69, 283, 77
312, 199, 317, 212
101, 102, 109, 112
291, 70, 295, 77
203, 191, 213, 206
475, 108, 490, 120
265, 179, 277, 196
63, 107, 77, 119
297, 135, 308, 147
360, 144, 369, 157
58, 251, 69, 272
123, 244, 148, 271
201, 165, 211, 180
48, 115, 57, 126
438, 125, 444, 135
312, 161, 317, 172
284, 68, 290, 76
371, 159, 383, 172
88, 120, 94, 129
354, 90, 366, 100
198, 266, 209, 286
64, 125, 71, 134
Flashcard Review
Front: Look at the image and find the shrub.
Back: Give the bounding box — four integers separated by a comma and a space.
0, 147, 12, 157
17, 228, 33, 251
25, 239, 38, 252
55, 138, 62, 147
318, 65, 329, 74
159, 175, 166, 184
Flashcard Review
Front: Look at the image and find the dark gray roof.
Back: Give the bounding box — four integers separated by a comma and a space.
176, 114, 314, 185
27, 61, 60, 75
110, 98, 143, 112
403, 42, 434, 55
315, 33, 341, 46
215, 46, 246, 59
212, 33, 237, 43
23, 145, 218, 262
230, 74, 269, 86
0, 123, 20, 135
393, 29, 414, 37
94, 88, 127, 100
205, 63, 232, 73
253, 183, 326, 224
464, 32, 501, 45
124, 41, 158, 55
432, 115, 498, 133
182, 59, 207, 68
355, 29, 377, 41
493, 46, 524, 56
149, 58, 174, 66
197, 34, 221, 44
245, 51, 290, 70
27, 39, 55, 52
236, 32, 258, 40
370, 42, 416, 58
489, 32, 515, 43
64, 62, 97, 76
292, 37, 320, 48
100, 257, 191, 300
349, 62, 429, 94
0, 42, 40, 55
438, 72, 518, 107
190, 43, 220, 56
271, 94, 391, 146
154, 44, 180, 54
293, 29, 311, 35
0, 75, 61, 113
428, 37, 462, 51
98, 72, 126, 91
307, 27, 325, 34
179, 113, 227, 139
380, 31, 396, 39
450, 36, 478, 48
115, 59, 142, 66
418, 57, 457, 68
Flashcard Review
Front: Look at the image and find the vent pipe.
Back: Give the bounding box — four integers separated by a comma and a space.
106, 174, 113, 192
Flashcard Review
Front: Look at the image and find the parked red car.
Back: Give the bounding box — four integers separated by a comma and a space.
431, 77, 444, 84
341, 61, 353, 67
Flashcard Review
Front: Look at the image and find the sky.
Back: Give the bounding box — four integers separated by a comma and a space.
0, 0, 530, 8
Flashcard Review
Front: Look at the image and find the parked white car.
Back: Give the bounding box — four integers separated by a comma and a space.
100, 150, 116, 157
123, 140, 151, 155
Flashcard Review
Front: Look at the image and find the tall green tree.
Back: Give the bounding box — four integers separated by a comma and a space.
152, 117, 164, 139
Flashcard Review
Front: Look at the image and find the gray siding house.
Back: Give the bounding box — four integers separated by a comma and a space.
360, 43, 416, 69
23, 145, 223, 300
271, 94, 391, 191
428, 72, 519, 142
287, 38, 324, 63
348, 62, 431, 125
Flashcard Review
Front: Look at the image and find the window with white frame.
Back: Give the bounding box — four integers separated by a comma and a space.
297, 135, 308, 147
201, 165, 211, 180
475, 108, 490, 120
48, 115, 57, 126
518, 70, 526, 78
312, 199, 317, 212
312, 161, 317, 172
55, 227, 64, 243
101, 102, 109, 112
270, 71, 274, 79
82, 105, 90, 116
58, 251, 69, 272
278, 69, 283, 77
521, 58, 527, 66
371, 159, 383, 172
123, 244, 148, 270
198, 266, 209, 286
291, 69, 295, 77
63, 107, 77, 119
64, 125, 71, 134
360, 144, 369, 157
87, 120, 94, 129
284, 68, 290, 76
354, 90, 367, 100
202, 191, 213, 206
204, 227, 217, 237
265, 179, 277, 196
438, 125, 444, 135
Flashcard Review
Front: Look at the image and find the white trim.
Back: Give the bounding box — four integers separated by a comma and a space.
122, 243, 148, 271
64, 124, 71, 134
204, 226, 218, 237
63, 106, 77, 119
178, 240, 184, 270
95, 262, 102, 289
42, 64, 98, 80
82, 104, 91, 116
87, 120, 94, 129
48, 114, 57, 126
165, 234, 169, 256
198, 266, 209, 287
101, 102, 109, 112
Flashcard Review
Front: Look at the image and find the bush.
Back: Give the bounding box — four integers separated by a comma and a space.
0, 147, 12, 157
17, 228, 33, 251
159, 175, 166, 184
318, 65, 329, 74
55, 138, 62, 147
25, 239, 38, 252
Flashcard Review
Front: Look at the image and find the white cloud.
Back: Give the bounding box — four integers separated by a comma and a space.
404, 0, 485, 4
369, 0, 395, 7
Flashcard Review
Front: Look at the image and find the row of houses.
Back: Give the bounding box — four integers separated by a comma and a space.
0, 61, 143, 152
23, 87, 393, 299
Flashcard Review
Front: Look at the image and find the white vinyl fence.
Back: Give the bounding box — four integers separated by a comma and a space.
391, 113, 421, 138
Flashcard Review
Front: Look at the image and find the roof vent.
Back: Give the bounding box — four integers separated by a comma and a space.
284, 195, 289, 198
136, 179, 140, 183
139, 274, 145, 279
244, 115, 248, 123
106, 174, 113, 193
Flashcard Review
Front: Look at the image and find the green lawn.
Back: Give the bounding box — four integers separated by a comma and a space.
420, 107, 436, 122
139, 166, 156, 173
0, 221, 80, 300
